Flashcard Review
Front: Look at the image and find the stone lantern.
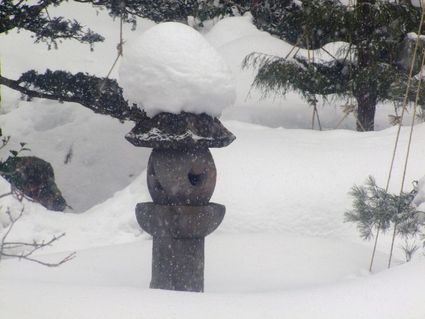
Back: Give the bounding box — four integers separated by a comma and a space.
126, 112, 235, 292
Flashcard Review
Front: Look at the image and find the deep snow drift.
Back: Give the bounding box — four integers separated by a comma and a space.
1, 121, 425, 319
1, 3, 425, 319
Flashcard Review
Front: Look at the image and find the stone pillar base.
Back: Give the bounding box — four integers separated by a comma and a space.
136, 203, 225, 292
151, 236, 204, 291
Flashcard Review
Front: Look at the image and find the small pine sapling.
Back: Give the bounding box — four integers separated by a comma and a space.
345, 176, 394, 240
345, 176, 425, 267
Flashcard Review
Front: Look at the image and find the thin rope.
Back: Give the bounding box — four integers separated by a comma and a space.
388, 49, 425, 269
384, 7, 425, 192
99, 12, 124, 92
320, 46, 337, 61
306, 34, 322, 131
369, 5, 425, 272
284, 38, 302, 60
335, 103, 356, 129
312, 47, 322, 130
334, 37, 358, 130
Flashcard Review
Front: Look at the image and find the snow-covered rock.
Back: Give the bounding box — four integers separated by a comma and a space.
119, 22, 236, 117
414, 175, 425, 210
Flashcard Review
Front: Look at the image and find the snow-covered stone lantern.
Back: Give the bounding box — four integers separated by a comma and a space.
119, 22, 236, 292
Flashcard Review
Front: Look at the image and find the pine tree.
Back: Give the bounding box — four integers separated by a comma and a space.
246, 0, 425, 131
0, 0, 250, 121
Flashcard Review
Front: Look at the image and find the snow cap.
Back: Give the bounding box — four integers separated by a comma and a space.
119, 22, 236, 117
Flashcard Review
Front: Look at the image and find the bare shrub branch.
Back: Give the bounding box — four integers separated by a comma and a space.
0, 192, 76, 266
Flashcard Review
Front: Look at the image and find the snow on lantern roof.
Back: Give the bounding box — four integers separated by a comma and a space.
119, 22, 236, 118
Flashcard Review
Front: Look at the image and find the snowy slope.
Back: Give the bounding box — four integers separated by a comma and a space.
2, 121, 424, 250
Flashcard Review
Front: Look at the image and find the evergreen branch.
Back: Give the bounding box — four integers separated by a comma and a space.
0, 71, 147, 122
345, 175, 425, 244
0, 0, 61, 33
252, 0, 348, 49
74, 0, 251, 24
244, 53, 351, 98
0, 1, 104, 47
252, 0, 421, 50
389, 74, 425, 107
28, 18, 104, 48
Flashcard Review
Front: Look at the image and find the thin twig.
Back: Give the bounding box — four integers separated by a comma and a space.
0, 193, 75, 267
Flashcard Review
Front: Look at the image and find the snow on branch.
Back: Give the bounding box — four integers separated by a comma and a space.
0, 71, 147, 122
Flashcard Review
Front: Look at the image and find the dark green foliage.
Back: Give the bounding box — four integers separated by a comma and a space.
247, 0, 425, 131
17, 70, 146, 122
345, 176, 393, 240
345, 176, 424, 241
252, 0, 346, 49
78, 0, 251, 24
252, 0, 420, 51
0, 0, 104, 49
243, 52, 413, 104
78, 0, 199, 24
243, 53, 352, 98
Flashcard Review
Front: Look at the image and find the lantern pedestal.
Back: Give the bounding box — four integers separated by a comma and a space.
136, 203, 225, 292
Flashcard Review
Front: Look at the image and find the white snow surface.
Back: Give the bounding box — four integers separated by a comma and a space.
1, 121, 425, 318
119, 22, 236, 117
1, 3, 425, 319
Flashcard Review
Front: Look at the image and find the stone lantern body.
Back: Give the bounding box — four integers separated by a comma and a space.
126, 112, 235, 292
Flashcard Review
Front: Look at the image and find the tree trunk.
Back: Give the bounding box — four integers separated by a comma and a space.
355, 91, 377, 131
354, 0, 378, 132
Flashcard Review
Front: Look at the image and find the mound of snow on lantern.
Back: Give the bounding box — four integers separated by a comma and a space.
119, 22, 236, 117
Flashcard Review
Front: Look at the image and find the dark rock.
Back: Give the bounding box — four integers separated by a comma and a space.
0, 156, 67, 211
125, 112, 235, 149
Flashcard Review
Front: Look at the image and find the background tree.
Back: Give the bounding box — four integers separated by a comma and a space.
246, 0, 425, 131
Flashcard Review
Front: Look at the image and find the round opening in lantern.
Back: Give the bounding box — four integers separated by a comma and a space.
147, 148, 217, 205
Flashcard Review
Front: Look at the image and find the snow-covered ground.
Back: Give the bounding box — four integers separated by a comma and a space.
1, 3, 425, 319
